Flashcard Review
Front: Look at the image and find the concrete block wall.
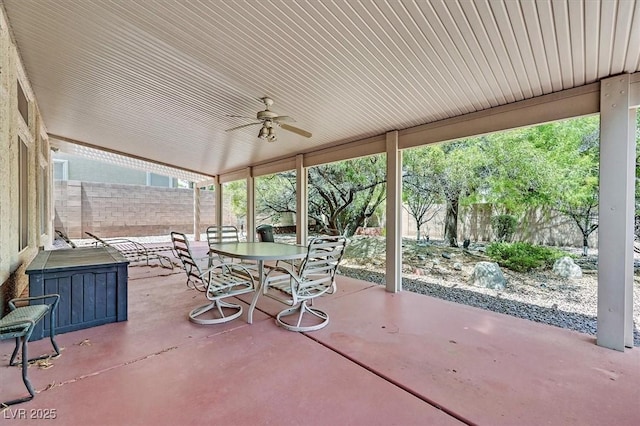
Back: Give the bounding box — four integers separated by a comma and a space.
402, 202, 596, 248
55, 181, 216, 238
54, 180, 82, 237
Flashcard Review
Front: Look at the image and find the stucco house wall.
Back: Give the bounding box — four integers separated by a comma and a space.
0, 8, 53, 314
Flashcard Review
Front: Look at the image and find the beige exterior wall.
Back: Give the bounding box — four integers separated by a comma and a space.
0, 7, 53, 314
402, 203, 597, 248
54, 181, 216, 238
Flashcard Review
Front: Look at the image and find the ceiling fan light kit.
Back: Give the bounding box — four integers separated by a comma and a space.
258, 121, 277, 142
226, 97, 312, 142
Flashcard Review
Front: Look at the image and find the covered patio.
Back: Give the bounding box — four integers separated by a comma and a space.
1, 0, 639, 351
2, 249, 639, 424
1, 1, 640, 422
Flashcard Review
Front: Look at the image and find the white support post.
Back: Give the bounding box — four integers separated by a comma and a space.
598, 74, 636, 351
385, 131, 402, 292
193, 185, 201, 241
246, 168, 255, 242
214, 178, 222, 226
296, 154, 308, 245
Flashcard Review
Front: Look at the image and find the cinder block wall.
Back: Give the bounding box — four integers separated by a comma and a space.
401, 202, 596, 248
55, 181, 216, 238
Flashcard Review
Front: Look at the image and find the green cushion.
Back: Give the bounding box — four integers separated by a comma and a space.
0, 305, 49, 334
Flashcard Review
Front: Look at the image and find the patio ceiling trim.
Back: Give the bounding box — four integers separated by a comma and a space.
252, 157, 297, 179
224, 133, 388, 180
218, 167, 249, 184
195, 178, 216, 188
48, 133, 213, 183
399, 81, 602, 150
304, 134, 387, 168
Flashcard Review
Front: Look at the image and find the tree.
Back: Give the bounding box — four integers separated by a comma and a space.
548, 118, 600, 255
307, 155, 387, 237
253, 156, 387, 237
402, 147, 443, 241
255, 172, 296, 223
479, 129, 558, 213
224, 180, 247, 230
435, 140, 485, 247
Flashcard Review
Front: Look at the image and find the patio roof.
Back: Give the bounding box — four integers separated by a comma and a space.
3, 0, 640, 177
2, 250, 639, 425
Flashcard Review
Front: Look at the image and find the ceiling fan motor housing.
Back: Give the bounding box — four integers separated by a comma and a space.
257, 110, 278, 120
225, 96, 311, 138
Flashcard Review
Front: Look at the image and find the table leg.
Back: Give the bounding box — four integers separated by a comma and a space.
247, 259, 264, 324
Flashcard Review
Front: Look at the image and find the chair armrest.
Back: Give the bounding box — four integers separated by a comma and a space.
265, 265, 303, 287
203, 262, 252, 276
9, 294, 60, 311
265, 264, 298, 277
201, 262, 257, 287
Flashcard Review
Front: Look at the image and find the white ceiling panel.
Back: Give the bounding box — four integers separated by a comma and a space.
2, 0, 640, 178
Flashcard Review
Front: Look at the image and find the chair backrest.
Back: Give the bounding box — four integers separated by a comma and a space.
206, 225, 239, 246
298, 236, 347, 286
171, 232, 205, 290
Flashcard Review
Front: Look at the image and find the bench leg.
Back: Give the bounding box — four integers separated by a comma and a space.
3, 335, 35, 407
2, 307, 60, 407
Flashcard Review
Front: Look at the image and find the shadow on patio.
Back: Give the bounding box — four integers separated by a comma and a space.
1, 242, 639, 425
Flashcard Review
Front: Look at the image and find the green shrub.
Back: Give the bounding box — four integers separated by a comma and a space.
491, 214, 518, 242
486, 242, 567, 273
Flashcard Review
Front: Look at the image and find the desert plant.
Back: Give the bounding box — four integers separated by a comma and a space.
491, 214, 518, 242
486, 242, 567, 272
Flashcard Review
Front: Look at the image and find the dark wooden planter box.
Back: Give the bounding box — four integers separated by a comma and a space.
25, 247, 129, 340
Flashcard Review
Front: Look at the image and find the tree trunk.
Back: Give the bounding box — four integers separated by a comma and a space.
444, 195, 459, 247
582, 235, 589, 256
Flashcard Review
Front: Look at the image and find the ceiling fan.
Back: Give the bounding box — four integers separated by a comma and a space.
225, 97, 312, 142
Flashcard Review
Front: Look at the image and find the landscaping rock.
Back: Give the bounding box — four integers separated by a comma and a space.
470, 262, 507, 290
553, 256, 582, 279
453, 262, 463, 271
442, 252, 452, 259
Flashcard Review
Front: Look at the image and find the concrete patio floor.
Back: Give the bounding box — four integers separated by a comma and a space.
1, 243, 639, 425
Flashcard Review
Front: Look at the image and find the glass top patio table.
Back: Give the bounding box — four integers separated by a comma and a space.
207, 242, 308, 324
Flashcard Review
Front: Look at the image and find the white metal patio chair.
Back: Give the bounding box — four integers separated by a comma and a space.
171, 232, 256, 324
206, 225, 241, 267
263, 236, 346, 332
206, 225, 259, 273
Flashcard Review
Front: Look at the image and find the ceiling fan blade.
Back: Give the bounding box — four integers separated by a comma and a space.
280, 123, 312, 138
226, 122, 261, 132
226, 114, 257, 120
272, 115, 295, 123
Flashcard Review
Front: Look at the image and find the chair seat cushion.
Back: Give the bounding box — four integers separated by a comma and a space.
0, 305, 49, 334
